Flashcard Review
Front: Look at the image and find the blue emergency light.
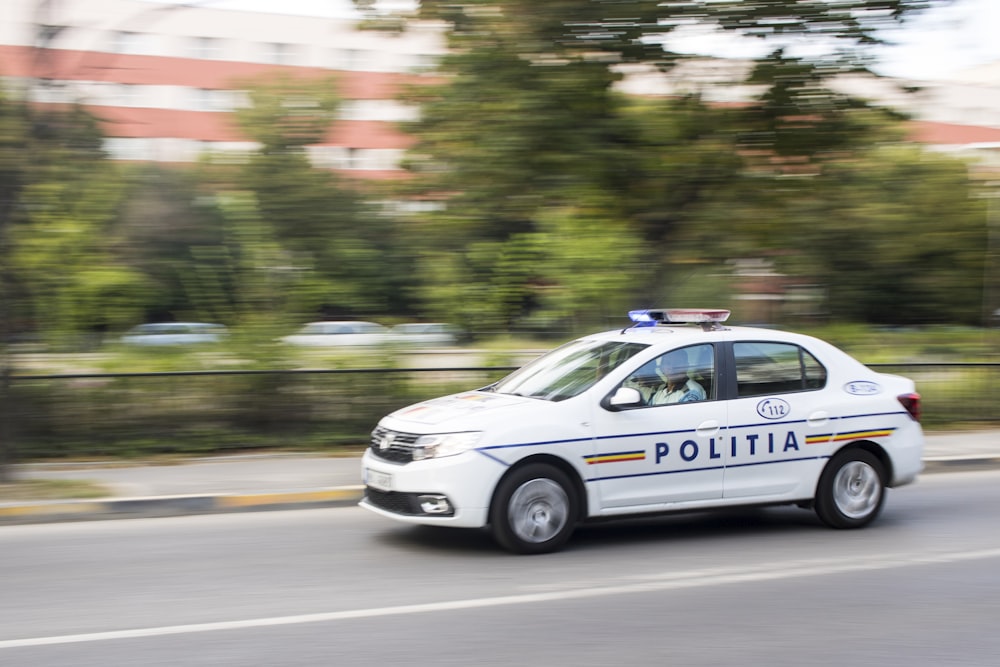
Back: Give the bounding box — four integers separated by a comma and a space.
628, 309, 731, 329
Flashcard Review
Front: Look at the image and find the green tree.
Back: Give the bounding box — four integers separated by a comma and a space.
415, 1, 947, 68
0, 90, 31, 482
233, 73, 409, 320
793, 147, 986, 325
0, 92, 32, 337
8, 173, 149, 343
390, 0, 972, 329
0, 93, 145, 478
396, 30, 655, 332
669, 138, 987, 325
1, 98, 148, 346
108, 165, 238, 326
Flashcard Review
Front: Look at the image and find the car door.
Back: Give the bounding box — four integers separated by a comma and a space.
588, 343, 726, 510
721, 340, 830, 499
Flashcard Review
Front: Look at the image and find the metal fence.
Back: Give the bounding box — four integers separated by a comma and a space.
867, 363, 1000, 426
2, 366, 519, 459
3, 363, 999, 459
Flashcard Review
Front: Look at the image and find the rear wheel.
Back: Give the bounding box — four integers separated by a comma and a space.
815, 449, 886, 529
490, 464, 577, 554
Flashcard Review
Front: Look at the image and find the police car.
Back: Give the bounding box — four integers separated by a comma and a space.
360, 309, 924, 554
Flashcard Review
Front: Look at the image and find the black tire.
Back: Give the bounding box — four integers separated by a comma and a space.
490, 463, 578, 554
815, 449, 886, 529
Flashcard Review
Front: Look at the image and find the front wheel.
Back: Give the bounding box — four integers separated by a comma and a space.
815, 449, 886, 529
490, 464, 578, 554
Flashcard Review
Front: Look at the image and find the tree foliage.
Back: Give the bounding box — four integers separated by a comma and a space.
231, 73, 413, 321
0, 95, 149, 344
413, 1, 948, 75
391, 0, 979, 329
792, 147, 986, 325
397, 44, 653, 332
234, 72, 342, 151
0, 0, 984, 344
110, 165, 236, 325
0, 94, 140, 478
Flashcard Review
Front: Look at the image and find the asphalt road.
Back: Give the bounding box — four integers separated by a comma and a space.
2, 470, 1000, 666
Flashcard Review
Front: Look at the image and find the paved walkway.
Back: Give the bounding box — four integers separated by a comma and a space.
2, 430, 998, 525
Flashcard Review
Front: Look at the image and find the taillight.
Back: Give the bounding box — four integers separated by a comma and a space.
897, 393, 921, 422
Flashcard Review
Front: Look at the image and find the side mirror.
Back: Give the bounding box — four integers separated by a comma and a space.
604, 386, 643, 411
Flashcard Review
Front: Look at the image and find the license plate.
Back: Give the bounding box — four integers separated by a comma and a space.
366, 468, 393, 491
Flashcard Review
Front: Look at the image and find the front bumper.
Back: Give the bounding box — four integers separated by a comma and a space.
359, 448, 506, 528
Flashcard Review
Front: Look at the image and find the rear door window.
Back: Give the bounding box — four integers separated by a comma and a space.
733, 342, 827, 398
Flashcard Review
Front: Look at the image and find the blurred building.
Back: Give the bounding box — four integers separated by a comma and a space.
616, 59, 1000, 176
839, 64, 1000, 176
2, 1, 996, 178
0, 0, 446, 179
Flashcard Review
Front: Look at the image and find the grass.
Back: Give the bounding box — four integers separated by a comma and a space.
794, 324, 1000, 363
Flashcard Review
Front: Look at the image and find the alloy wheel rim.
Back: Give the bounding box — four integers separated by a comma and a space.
833, 460, 881, 519
508, 478, 569, 544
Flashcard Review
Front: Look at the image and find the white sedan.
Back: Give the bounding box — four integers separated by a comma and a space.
281, 321, 392, 347
120, 322, 227, 346
361, 309, 924, 554
390, 322, 463, 347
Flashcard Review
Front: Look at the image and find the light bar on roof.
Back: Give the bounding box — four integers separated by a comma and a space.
628, 309, 731, 325
664, 309, 730, 323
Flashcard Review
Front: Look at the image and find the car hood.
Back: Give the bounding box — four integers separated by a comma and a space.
382, 391, 536, 430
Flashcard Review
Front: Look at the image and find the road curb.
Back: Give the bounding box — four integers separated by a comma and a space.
921, 456, 1000, 474
0, 486, 365, 526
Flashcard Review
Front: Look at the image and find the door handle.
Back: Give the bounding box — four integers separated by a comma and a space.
807, 411, 829, 427
697, 420, 721, 436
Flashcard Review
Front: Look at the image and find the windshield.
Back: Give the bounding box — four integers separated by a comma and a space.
491, 339, 648, 401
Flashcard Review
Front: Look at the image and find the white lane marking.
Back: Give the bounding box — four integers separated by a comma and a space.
4, 546, 1000, 649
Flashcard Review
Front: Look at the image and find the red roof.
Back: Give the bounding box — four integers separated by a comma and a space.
0, 45, 427, 99
908, 121, 1000, 145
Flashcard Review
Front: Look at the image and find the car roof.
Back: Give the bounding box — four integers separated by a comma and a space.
585, 323, 842, 351
392, 322, 452, 329
304, 321, 380, 326
132, 322, 223, 330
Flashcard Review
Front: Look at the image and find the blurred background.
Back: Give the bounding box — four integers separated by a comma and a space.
2, 0, 1000, 463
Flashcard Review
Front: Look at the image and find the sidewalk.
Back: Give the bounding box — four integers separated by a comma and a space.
2, 430, 999, 525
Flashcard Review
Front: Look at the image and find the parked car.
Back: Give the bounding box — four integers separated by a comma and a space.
361, 308, 924, 554
281, 321, 392, 347
390, 323, 463, 347
120, 322, 227, 346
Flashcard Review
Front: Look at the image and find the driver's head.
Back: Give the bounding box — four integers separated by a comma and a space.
656, 351, 689, 385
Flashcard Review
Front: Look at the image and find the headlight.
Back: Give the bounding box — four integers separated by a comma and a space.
412, 432, 482, 461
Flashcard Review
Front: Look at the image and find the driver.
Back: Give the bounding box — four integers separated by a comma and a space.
648, 350, 706, 405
